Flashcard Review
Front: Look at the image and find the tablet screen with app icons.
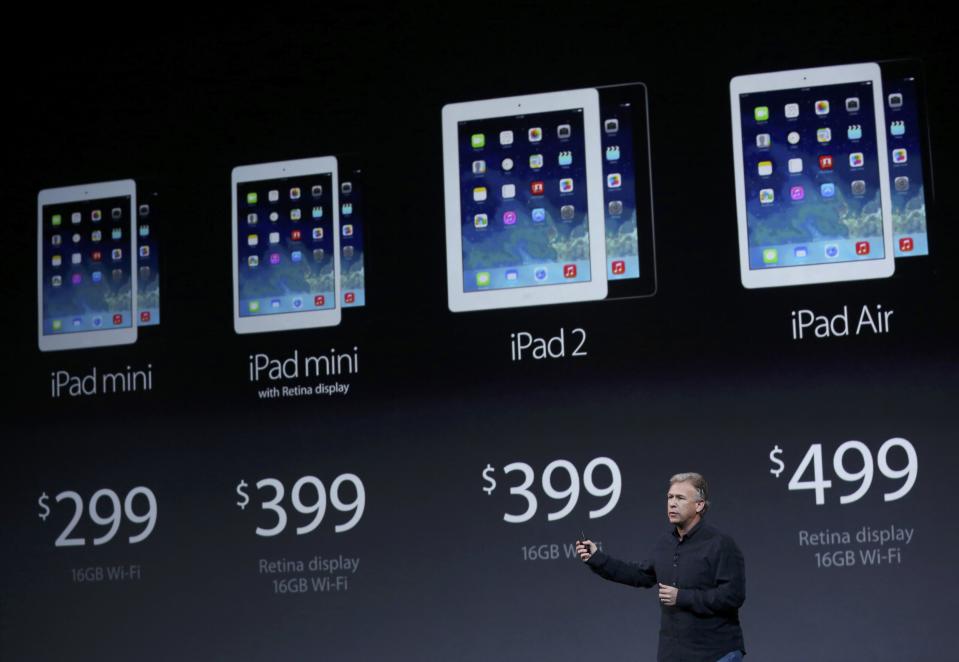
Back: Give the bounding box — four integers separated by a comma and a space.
883, 73, 930, 258
737, 79, 889, 271
599, 83, 656, 299
40, 193, 136, 340
455, 107, 593, 292
234, 173, 336, 318
338, 164, 366, 307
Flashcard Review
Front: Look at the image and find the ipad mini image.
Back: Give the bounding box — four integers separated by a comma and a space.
598, 83, 656, 299
442, 89, 606, 312
338, 164, 365, 307
882, 62, 933, 258
37, 180, 138, 352
731, 64, 894, 288
136, 187, 160, 326
232, 158, 340, 334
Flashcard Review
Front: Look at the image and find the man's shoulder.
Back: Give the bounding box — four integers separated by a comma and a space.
701, 523, 744, 553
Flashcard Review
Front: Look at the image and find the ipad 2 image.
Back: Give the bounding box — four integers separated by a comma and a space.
730, 63, 895, 289
881, 59, 935, 260
442, 88, 607, 312
232, 157, 341, 334
598, 83, 657, 299
37, 180, 138, 352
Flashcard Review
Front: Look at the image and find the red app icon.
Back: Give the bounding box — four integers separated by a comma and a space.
611, 260, 626, 275
91, 250, 102, 262
344, 292, 355, 304
530, 180, 545, 195
819, 155, 834, 170
112, 314, 123, 325
314, 295, 325, 307
563, 264, 577, 279
291, 229, 302, 241
899, 237, 914, 252
140, 311, 151, 322
855, 241, 870, 255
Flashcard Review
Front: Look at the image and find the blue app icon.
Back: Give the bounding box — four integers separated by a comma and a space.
270, 298, 281, 309
794, 246, 808, 258
534, 267, 548, 281
605, 145, 621, 161
890, 121, 905, 136
847, 124, 862, 140
291, 250, 303, 263
825, 244, 840, 258
531, 208, 546, 223
292, 297, 303, 309
92, 316, 102, 328
558, 151, 573, 166
505, 269, 519, 282
820, 183, 836, 198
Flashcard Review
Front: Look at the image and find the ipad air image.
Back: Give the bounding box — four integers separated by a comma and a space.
339, 163, 365, 308
37, 180, 138, 352
231, 157, 341, 334
136, 186, 160, 326
730, 63, 895, 289
442, 89, 607, 312
881, 60, 934, 259
598, 83, 657, 299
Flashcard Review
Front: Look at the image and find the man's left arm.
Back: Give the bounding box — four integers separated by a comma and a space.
673, 536, 746, 616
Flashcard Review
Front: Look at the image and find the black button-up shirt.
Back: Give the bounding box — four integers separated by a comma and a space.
586, 521, 745, 662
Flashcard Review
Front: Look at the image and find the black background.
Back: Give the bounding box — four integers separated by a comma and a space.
2, 7, 957, 661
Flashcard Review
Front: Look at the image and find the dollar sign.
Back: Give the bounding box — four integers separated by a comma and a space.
236, 480, 250, 510
482, 464, 497, 495
38, 492, 50, 521
769, 445, 785, 478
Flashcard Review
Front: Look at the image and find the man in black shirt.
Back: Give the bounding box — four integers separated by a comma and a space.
576, 473, 746, 662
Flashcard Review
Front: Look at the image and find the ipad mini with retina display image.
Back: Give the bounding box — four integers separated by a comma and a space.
232, 157, 341, 334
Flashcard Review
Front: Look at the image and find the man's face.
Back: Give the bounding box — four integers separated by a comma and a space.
666, 481, 704, 528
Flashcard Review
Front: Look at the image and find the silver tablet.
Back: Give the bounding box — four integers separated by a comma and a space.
37, 180, 138, 351
730, 63, 895, 288
232, 157, 341, 334
442, 88, 607, 311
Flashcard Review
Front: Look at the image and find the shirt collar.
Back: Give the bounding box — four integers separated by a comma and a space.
672, 518, 704, 541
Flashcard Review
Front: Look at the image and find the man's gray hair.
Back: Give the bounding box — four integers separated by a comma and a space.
669, 472, 710, 513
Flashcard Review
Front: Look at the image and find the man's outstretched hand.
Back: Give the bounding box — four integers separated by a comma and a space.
576, 540, 597, 561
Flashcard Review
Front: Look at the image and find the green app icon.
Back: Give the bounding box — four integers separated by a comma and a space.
471, 133, 485, 149
476, 271, 491, 287
762, 248, 779, 264
249, 300, 260, 312
754, 106, 769, 122
52, 214, 62, 227
247, 192, 258, 205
